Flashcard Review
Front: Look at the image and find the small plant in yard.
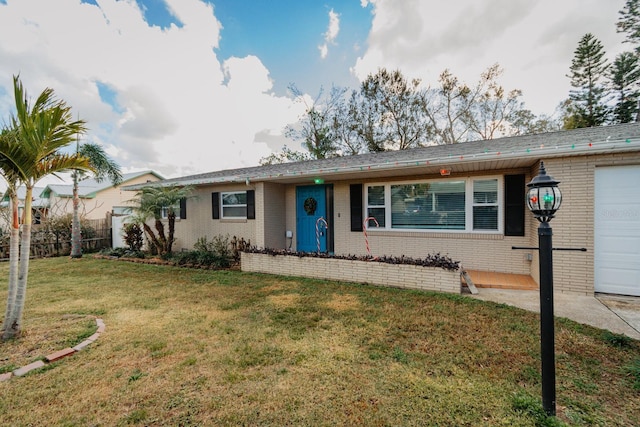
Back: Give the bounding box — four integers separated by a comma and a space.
603, 330, 633, 348
122, 222, 144, 252
128, 368, 146, 383
511, 392, 566, 427
99, 247, 145, 259
624, 358, 640, 390
169, 234, 235, 268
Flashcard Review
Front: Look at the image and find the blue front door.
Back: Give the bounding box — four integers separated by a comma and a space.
296, 185, 327, 252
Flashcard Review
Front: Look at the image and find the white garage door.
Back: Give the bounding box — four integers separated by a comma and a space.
594, 166, 640, 296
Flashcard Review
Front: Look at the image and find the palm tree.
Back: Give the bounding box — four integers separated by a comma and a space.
70, 142, 122, 258
1, 75, 92, 339
131, 185, 193, 256
0, 128, 25, 337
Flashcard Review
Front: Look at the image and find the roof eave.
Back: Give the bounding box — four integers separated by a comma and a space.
126, 136, 640, 188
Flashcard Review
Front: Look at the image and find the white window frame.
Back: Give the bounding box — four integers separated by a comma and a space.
365, 176, 503, 233
221, 191, 247, 219
471, 178, 500, 231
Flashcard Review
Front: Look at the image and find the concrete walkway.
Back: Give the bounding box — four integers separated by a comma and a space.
470, 289, 640, 340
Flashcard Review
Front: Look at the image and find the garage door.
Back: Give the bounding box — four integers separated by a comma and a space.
594, 166, 640, 296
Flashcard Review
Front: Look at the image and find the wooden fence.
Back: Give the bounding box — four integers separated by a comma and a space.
0, 218, 111, 260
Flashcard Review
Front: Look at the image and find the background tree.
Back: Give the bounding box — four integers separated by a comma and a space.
609, 51, 640, 123
417, 64, 530, 144
565, 33, 610, 128
259, 145, 310, 165
346, 86, 385, 152
284, 85, 345, 159
130, 185, 193, 256
329, 93, 365, 155
464, 64, 526, 139
418, 69, 473, 144
357, 68, 427, 150
70, 142, 122, 258
617, 0, 640, 53
273, 64, 540, 162
1, 75, 91, 339
509, 109, 560, 136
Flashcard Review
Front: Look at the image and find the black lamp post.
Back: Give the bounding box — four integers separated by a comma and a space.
526, 161, 562, 416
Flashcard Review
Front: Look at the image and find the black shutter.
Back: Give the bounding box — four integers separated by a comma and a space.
504, 174, 525, 236
212, 192, 220, 219
179, 198, 187, 219
350, 184, 363, 232
246, 190, 255, 220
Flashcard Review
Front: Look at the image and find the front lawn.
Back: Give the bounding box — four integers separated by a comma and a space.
0, 258, 638, 426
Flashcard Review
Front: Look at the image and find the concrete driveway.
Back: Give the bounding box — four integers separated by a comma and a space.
471, 289, 640, 340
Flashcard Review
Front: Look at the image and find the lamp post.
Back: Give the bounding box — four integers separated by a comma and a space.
526, 161, 562, 416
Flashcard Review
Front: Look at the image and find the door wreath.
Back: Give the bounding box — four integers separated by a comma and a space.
303, 197, 317, 215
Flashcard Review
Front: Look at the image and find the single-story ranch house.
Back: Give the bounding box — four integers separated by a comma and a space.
136, 123, 640, 297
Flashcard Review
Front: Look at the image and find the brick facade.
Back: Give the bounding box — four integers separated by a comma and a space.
241, 252, 461, 294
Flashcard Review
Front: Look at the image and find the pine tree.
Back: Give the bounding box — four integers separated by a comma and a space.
617, 0, 640, 53
566, 33, 610, 128
609, 51, 640, 123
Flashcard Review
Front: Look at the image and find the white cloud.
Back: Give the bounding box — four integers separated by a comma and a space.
319, 9, 340, 59
353, 0, 627, 115
0, 0, 303, 179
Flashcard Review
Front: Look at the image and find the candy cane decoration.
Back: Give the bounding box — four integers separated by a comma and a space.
363, 216, 380, 256
316, 217, 328, 253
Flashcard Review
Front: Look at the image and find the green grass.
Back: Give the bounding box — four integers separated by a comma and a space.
0, 257, 639, 426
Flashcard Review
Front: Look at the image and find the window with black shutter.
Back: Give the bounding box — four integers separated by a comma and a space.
350, 184, 363, 232
212, 192, 220, 219
504, 174, 525, 236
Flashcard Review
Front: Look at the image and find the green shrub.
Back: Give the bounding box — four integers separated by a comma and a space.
123, 223, 144, 252
164, 234, 236, 268
602, 331, 633, 348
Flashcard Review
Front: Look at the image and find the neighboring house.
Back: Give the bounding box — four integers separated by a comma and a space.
132, 123, 640, 297
0, 186, 47, 229
40, 170, 164, 220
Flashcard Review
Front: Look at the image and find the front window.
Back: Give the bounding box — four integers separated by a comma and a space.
473, 179, 498, 230
221, 191, 247, 219
391, 181, 465, 230
366, 177, 501, 232
366, 185, 386, 227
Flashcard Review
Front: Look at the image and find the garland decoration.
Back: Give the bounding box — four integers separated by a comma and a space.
303, 197, 317, 215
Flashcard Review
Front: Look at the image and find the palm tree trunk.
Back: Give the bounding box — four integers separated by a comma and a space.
155, 219, 167, 255
142, 222, 161, 255
70, 170, 82, 258
167, 212, 176, 254
3, 186, 33, 339
2, 192, 21, 339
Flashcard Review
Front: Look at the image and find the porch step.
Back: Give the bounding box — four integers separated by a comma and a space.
461, 270, 538, 291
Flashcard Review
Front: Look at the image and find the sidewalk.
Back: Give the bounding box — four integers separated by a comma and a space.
470, 289, 640, 340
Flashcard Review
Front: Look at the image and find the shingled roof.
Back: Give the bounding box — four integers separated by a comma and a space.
133, 123, 640, 188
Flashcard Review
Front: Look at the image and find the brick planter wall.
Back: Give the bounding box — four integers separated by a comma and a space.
241, 252, 461, 294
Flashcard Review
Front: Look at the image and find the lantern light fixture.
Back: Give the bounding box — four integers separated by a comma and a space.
526, 161, 562, 222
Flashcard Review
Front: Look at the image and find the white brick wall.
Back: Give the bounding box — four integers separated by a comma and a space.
241, 252, 460, 293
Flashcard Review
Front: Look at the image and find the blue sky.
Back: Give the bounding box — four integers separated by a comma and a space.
0, 0, 628, 182
210, 0, 371, 95
131, 0, 372, 95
